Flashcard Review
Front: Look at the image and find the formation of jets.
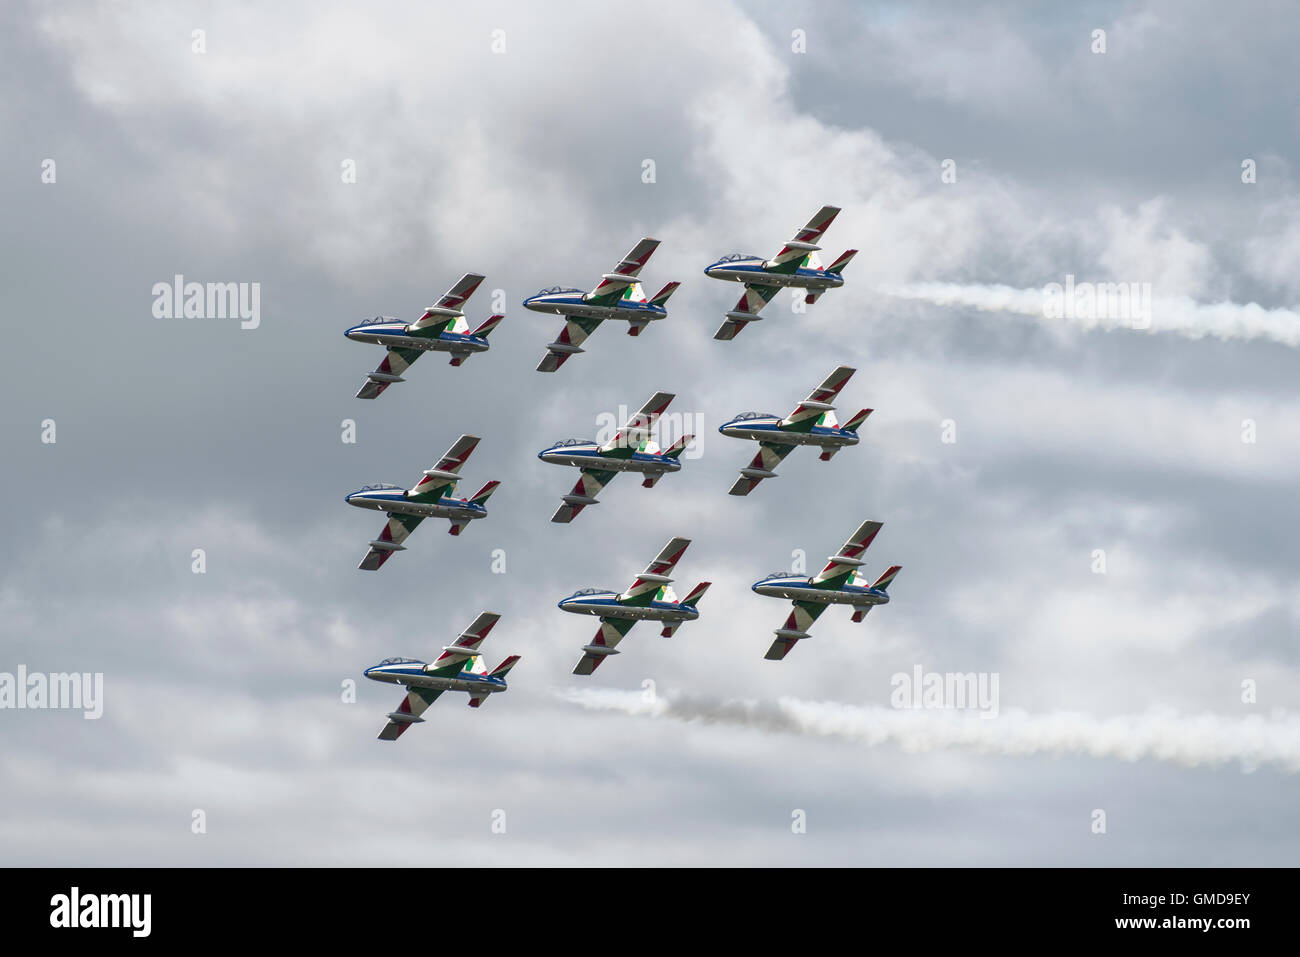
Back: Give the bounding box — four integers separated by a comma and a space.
339, 206, 905, 739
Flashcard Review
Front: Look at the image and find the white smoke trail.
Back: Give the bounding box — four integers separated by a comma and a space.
556, 688, 1300, 773
879, 281, 1300, 347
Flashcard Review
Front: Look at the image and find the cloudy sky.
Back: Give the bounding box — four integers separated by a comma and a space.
3, 0, 1299, 865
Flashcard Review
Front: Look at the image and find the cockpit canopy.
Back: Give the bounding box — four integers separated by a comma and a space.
356, 315, 400, 326
718, 253, 761, 263
378, 657, 422, 666
552, 437, 594, 447
762, 571, 791, 581
535, 286, 584, 296
567, 587, 611, 598
359, 483, 402, 492
734, 411, 778, 421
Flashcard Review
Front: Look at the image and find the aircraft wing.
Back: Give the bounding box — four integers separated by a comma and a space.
599, 391, 675, 454
764, 600, 829, 660
586, 238, 660, 303
408, 434, 481, 500
408, 273, 486, 333
729, 442, 796, 496
713, 283, 782, 341
573, 618, 637, 675
767, 205, 841, 272
810, 519, 883, 587
779, 366, 855, 430
537, 315, 604, 372
551, 468, 618, 523
378, 686, 443, 740
356, 346, 424, 400
425, 611, 501, 676
359, 513, 424, 571
619, 537, 691, 603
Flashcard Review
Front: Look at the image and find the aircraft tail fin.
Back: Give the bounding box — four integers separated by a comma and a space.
825, 249, 858, 275
488, 655, 521, 678
842, 408, 873, 432
663, 434, 695, 459
648, 281, 680, 307
681, 581, 711, 607
871, 565, 902, 591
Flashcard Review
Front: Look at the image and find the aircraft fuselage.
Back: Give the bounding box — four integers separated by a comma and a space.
537, 444, 682, 474
752, 576, 889, 607
558, 591, 700, 623
363, 661, 507, 694
344, 319, 490, 355
703, 259, 846, 290
522, 292, 668, 323
718, 417, 860, 448
344, 488, 488, 522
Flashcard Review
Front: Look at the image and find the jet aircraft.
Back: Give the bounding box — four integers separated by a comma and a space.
538, 392, 692, 523
524, 239, 680, 371
345, 434, 500, 569
703, 206, 856, 340
558, 537, 710, 675
719, 365, 872, 495
753, 519, 901, 660
363, 611, 520, 740
345, 273, 504, 398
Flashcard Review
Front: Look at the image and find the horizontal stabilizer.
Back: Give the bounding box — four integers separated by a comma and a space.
469, 480, 501, 505
489, 654, 521, 677
649, 281, 680, 307
842, 408, 873, 432
871, 565, 902, 590
663, 434, 694, 459
472, 314, 505, 337
681, 581, 711, 607
825, 249, 858, 275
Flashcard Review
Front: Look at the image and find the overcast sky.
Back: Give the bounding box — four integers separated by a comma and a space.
3, 0, 1299, 865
